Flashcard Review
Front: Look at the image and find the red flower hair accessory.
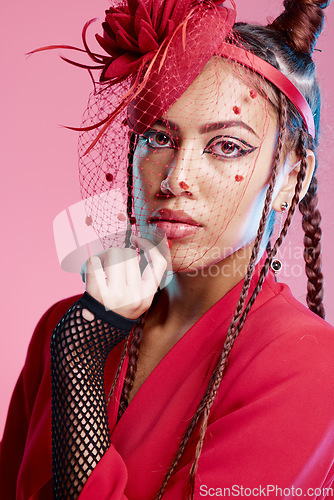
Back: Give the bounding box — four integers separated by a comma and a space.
30, 0, 314, 140
95, 0, 233, 83
96, 0, 193, 82
29, 1, 236, 141
78, 0, 235, 137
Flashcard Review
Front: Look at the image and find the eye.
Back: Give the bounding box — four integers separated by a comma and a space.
139, 130, 175, 149
204, 135, 257, 160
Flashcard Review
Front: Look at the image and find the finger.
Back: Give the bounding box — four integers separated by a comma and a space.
133, 237, 167, 295
98, 248, 126, 287
123, 248, 142, 288
85, 255, 107, 299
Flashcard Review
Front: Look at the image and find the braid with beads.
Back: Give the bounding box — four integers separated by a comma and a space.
259, 0, 328, 320
106, 337, 130, 406
236, 131, 309, 336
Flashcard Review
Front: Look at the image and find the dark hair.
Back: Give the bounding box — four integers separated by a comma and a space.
233, 19, 325, 318
115, 1, 329, 497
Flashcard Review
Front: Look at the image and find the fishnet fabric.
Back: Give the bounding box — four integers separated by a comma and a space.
51, 293, 137, 499
78, 83, 130, 249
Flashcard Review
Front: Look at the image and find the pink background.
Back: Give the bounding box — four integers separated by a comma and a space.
1, 0, 333, 437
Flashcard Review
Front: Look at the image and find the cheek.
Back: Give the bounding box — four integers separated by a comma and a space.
198, 158, 258, 231
239, 185, 269, 240
133, 147, 174, 193
229, 152, 278, 242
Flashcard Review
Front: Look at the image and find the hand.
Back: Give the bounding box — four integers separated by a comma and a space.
81, 236, 168, 319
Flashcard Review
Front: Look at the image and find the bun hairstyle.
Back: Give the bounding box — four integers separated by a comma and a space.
268, 0, 330, 55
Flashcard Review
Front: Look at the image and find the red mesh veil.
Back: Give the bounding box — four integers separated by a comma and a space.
77, 0, 290, 272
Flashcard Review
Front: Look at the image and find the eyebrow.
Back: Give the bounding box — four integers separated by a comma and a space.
154, 118, 259, 138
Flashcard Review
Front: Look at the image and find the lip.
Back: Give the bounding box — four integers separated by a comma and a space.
149, 208, 201, 226
148, 208, 202, 240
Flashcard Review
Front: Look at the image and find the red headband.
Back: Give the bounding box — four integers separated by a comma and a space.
218, 43, 316, 138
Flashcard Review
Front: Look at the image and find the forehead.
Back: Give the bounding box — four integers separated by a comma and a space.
162, 57, 277, 137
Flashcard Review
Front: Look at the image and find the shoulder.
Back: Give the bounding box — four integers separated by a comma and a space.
212, 275, 334, 446
250, 272, 334, 347
230, 276, 334, 398
206, 277, 334, 496
227, 273, 334, 404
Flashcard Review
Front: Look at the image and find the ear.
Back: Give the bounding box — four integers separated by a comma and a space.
272, 150, 315, 212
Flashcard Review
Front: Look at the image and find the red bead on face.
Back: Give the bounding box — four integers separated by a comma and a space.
250, 89, 257, 99
179, 181, 190, 190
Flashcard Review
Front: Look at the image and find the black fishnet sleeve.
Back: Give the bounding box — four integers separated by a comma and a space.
51, 292, 139, 499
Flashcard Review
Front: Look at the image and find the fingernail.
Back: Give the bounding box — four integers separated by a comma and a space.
130, 235, 141, 245
156, 228, 165, 238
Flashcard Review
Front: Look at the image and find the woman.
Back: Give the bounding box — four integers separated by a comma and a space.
1, 0, 334, 498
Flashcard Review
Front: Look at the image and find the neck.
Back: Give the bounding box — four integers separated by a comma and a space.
146, 242, 263, 339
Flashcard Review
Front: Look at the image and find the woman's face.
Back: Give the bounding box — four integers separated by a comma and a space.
132, 59, 279, 272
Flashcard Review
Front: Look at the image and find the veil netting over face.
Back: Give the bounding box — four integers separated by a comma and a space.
73, 0, 315, 276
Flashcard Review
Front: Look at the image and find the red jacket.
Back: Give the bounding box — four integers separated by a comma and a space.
1, 268, 334, 499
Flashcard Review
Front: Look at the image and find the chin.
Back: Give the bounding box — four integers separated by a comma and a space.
169, 247, 224, 275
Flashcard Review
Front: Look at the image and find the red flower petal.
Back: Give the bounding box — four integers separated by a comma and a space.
134, 3, 152, 36
138, 19, 158, 42
157, 0, 176, 36
158, 0, 188, 36
127, 0, 140, 16
106, 13, 134, 39
101, 20, 117, 43
159, 18, 176, 40
116, 27, 139, 52
106, 7, 124, 16
95, 33, 122, 58
138, 27, 159, 53
146, 0, 154, 19
103, 53, 143, 80
151, 0, 160, 28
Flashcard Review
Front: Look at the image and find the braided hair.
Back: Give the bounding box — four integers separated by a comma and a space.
112, 0, 330, 496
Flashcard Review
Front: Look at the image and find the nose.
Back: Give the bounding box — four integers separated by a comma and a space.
160, 142, 201, 198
